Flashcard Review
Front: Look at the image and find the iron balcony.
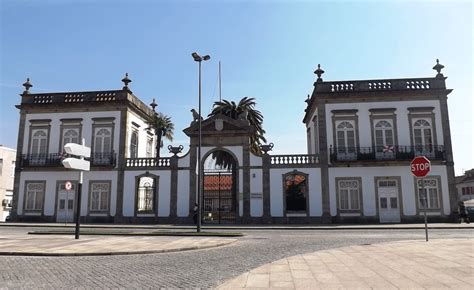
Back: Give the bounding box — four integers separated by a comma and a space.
21, 152, 117, 168
329, 145, 446, 162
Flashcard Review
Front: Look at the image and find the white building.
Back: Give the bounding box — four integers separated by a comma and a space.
11, 61, 457, 224
456, 169, 474, 203
0, 145, 16, 221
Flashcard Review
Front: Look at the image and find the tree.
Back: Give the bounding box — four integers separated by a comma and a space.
208, 97, 267, 168
146, 112, 174, 158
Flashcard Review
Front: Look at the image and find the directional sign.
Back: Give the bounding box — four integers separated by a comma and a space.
62, 158, 90, 171
64, 143, 91, 158
65, 181, 73, 191
410, 156, 431, 178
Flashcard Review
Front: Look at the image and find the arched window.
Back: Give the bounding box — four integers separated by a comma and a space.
284, 173, 307, 214
94, 128, 112, 153
136, 176, 156, 213
63, 129, 79, 145
336, 121, 355, 153
31, 129, 48, 155
374, 120, 394, 152
413, 119, 432, 152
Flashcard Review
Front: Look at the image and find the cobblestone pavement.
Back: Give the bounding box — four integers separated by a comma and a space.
0, 228, 472, 288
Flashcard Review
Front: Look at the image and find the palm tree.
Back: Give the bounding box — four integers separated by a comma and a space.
146, 112, 174, 158
208, 97, 267, 168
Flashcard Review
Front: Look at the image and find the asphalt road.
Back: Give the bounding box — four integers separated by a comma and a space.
0, 227, 472, 288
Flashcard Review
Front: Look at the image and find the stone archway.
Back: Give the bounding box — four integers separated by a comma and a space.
202, 150, 237, 224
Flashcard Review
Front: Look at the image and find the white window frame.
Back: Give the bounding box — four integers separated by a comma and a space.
31, 129, 48, 155
146, 137, 153, 158
417, 178, 440, 210
94, 127, 112, 153
89, 182, 110, 212
413, 119, 433, 152
338, 179, 360, 211
25, 182, 45, 212
130, 129, 139, 158
336, 121, 356, 154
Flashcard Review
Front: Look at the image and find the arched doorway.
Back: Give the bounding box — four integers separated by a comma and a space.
202, 150, 237, 224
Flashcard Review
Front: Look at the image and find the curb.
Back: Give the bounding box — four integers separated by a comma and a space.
0, 240, 236, 257
27, 231, 244, 237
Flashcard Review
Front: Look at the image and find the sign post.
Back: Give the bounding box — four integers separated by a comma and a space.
410, 156, 431, 242
62, 139, 90, 239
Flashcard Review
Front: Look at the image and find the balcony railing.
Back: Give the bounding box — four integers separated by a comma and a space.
90, 152, 116, 167
270, 154, 319, 165
125, 157, 171, 168
330, 145, 445, 162
21, 153, 63, 167
21, 152, 116, 168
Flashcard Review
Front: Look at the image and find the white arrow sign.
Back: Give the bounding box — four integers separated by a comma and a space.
62, 158, 90, 171
64, 143, 91, 158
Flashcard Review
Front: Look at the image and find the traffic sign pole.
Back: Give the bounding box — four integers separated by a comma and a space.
420, 178, 428, 242
411, 156, 431, 242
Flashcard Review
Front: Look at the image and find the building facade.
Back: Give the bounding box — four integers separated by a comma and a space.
456, 169, 474, 203
11, 61, 457, 224
0, 145, 16, 221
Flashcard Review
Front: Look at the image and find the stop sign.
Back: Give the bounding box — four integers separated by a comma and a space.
410, 156, 431, 178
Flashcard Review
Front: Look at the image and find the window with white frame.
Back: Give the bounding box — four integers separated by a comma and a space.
374, 120, 394, 152
338, 179, 360, 210
11, 161, 15, 177
413, 119, 433, 152
31, 129, 48, 155
417, 178, 440, 209
90, 182, 109, 212
146, 137, 153, 158
25, 182, 44, 211
130, 129, 139, 158
94, 127, 112, 153
62, 128, 80, 147
336, 121, 356, 153
137, 176, 155, 213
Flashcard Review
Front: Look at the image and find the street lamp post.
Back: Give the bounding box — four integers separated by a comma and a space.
192, 52, 210, 233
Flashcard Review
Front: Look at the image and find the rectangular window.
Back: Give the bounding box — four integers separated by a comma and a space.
0, 159, 3, 176
146, 137, 153, 158
25, 182, 45, 211
338, 179, 360, 211
89, 182, 110, 212
417, 178, 440, 209
11, 161, 15, 177
130, 129, 139, 158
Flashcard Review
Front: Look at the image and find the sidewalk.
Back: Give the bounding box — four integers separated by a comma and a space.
0, 233, 237, 256
218, 238, 474, 289
1, 222, 473, 230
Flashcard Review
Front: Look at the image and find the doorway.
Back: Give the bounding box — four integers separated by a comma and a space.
56, 182, 75, 223
377, 179, 400, 223
202, 150, 237, 224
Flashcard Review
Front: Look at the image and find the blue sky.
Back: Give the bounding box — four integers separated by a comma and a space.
1, 0, 472, 175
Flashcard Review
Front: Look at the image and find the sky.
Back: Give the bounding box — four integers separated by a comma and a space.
0, 0, 472, 175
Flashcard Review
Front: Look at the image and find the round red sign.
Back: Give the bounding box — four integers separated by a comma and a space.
65, 181, 73, 191
410, 156, 431, 178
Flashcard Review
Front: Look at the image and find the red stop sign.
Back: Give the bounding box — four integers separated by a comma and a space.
410, 156, 431, 177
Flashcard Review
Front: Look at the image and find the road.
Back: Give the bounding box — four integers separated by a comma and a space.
0, 227, 472, 288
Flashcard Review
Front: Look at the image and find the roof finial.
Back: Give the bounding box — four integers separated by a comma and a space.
314, 64, 325, 82
121, 73, 132, 90
150, 98, 157, 112
432, 59, 445, 78
22, 78, 32, 94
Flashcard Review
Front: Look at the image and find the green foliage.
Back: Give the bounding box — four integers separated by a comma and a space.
146, 112, 174, 157
208, 97, 266, 168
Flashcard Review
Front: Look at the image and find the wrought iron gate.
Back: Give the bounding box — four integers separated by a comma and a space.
203, 169, 236, 224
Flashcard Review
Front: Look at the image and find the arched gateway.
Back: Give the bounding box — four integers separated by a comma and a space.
202, 150, 237, 224
183, 114, 254, 223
